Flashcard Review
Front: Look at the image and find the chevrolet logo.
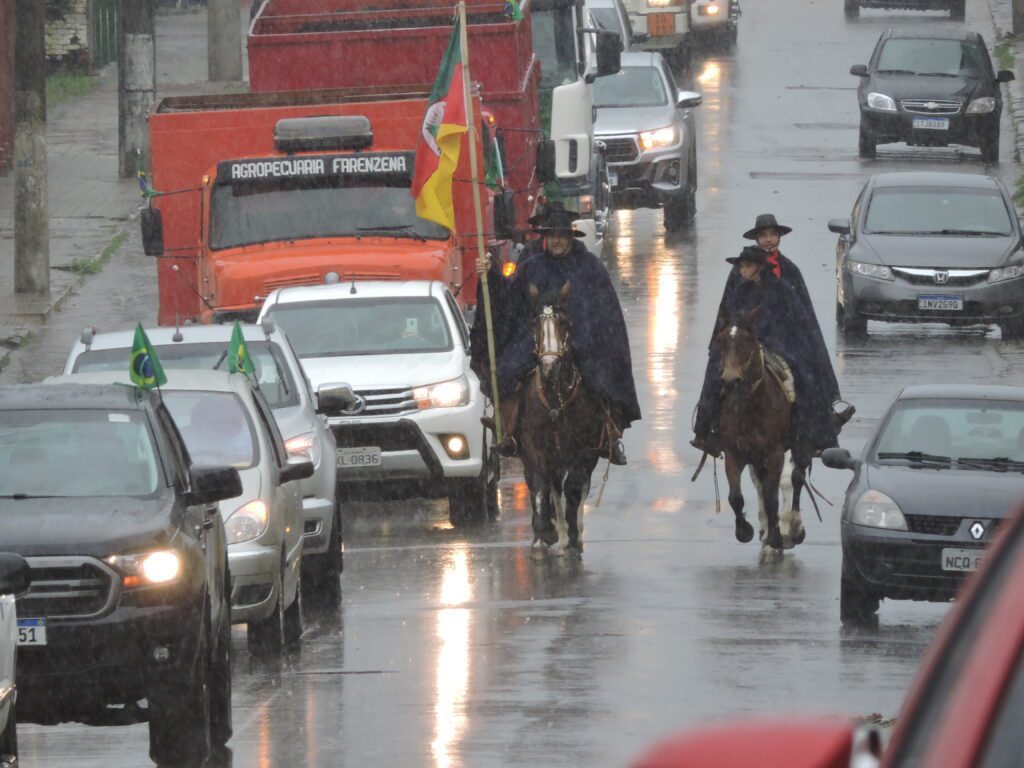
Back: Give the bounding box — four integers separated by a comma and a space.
970, 522, 986, 540
934, 271, 949, 284
926, 101, 938, 110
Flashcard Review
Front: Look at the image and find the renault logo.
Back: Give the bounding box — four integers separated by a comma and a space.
341, 394, 367, 416
934, 271, 949, 284
970, 522, 986, 540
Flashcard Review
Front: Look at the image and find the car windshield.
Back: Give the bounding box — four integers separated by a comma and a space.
874, 399, 1024, 466
267, 297, 453, 358
72, 340, 298, 408
876, 38, 991, 78
595, 66, 668, 108
0, 409, 161, 498
209, 178, 449, 250
864, 187, 1013, 236
163, 391, 258, 469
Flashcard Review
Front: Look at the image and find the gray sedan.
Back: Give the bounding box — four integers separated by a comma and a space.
593, 51, 702, 232
829, 171, 1024, 340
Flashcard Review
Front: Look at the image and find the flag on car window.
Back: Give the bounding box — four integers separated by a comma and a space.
129, 324, 167, 390
503, 0, 524, 21
411, 18, 468, 231
228, 321, 255, 376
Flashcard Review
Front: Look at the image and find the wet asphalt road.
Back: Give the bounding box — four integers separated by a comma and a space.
9, 0, 1024, 765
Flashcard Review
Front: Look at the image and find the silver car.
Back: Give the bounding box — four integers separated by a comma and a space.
593, 51, 702, 232
63, 321, 343, 604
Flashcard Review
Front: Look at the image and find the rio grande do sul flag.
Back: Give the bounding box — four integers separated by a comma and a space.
411, 18, 468, 231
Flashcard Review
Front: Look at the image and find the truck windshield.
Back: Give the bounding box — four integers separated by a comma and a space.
209, 179, 449, 250
595, 66, 669, 108
267, 297, 453, 357
163, 391, 259, 470
532, 5, 580, 88
0, 409, 161, 498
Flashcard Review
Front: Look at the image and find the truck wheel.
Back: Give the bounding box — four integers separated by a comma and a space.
858, 122, 876, 159
844, 0, 859, 18
950, 0, 965, 19
284, 577, 303, 646
209, 586, 232, 747
247, 573, 284, 655
301, 506, 343, 610
840, 558, 880, 626
149, 613, 211, 766
980, 129, 1000, 164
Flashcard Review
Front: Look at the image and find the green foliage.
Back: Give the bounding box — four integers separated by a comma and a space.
66, 230, 129, 276
995, 39, 1015, 72
46, 71, 99, 106
1014, 176, 1024, 210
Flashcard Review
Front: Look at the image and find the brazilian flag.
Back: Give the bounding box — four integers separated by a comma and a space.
129, 324, 167, 390
228, 321, 255, 376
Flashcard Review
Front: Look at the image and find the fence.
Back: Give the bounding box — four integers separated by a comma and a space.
89, 0, 119, 69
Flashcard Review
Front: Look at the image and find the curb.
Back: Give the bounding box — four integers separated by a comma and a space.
988, 0, 1024, 174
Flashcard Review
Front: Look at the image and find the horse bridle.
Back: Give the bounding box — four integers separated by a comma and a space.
723, 325, 765, 393
533, 305, 580, 417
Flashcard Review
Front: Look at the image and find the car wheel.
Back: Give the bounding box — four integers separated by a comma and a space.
838, 302, 868, 337
284, 574, 303, 645
949, 0, 965, 19
981, 130, 1000, 164
840, 557, 880, 626
999, 317, 1024, 341
149, 610, 212, 766
0, 687, 17, 765
844, 0, 859, 18
667, 40, 692, 71
301, 505, 343, 609
858, 122, 876, 159
247, 572, 284, 655
209, 584, 232, 747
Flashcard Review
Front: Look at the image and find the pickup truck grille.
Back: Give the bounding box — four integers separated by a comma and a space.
901, 99, 961, 115
602, 137, 640, 164
19, 556, 117, 619
322, 387, 419, 418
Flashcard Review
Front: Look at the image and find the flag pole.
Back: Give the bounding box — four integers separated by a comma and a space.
458, 0, 503, 444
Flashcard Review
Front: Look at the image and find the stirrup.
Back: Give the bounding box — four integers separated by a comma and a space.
608, 439, 627, 466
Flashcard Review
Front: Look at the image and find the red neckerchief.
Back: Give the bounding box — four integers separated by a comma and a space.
767, 249, 782, 278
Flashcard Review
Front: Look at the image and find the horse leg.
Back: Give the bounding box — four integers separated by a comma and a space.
526, 464, 557, 555
549, 471, 568, 557
779, 450, 796, 549
748, 468, 766, 541
788, 453, 808, 547
758, 452, 785, 562
564, 462, 594, 555
725, 453, 754, 543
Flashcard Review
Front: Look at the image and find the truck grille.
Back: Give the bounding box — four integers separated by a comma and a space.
19, 556, 117, 619
602, 137, 640, 163
901, 99, 961, 115
323, 387, 419, 418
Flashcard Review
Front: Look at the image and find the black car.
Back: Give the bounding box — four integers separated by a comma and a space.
851, 30, 1014, 162
0, 383, 242, 765
845, 0, 964, 20
824, 385, 1024, 626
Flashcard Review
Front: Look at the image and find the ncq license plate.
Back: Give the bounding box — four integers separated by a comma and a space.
17, 618, 46, 646
647, 12, 676, 36
912, 117, 949, 130
942, 548, 985, 572
918, 295, 963, 311
337, 447, 382, 468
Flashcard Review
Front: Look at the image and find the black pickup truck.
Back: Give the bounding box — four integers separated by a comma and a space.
0, 383, 241, 765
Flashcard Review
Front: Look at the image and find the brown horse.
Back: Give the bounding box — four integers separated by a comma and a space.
519, 282, 604, 557
717, 309, 810, 562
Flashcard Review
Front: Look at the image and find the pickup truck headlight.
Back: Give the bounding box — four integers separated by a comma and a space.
988, 264, 1024, 283
285, 431, 321, 467
106, 550, 182, 587
966, 97, 996, 114
225, 500, 269, 545
639, 125, 677, 150
851, 490, 907, 530
414, 375, 471, 409
866, 92, 897, 112
845, 260, 894, 281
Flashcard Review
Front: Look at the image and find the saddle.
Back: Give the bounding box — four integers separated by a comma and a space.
761, 346, 796, 405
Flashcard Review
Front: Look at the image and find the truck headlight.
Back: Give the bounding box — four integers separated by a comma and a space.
845, 260, 893, 281
225, 500, 269, 545
106, 550, 182, 587
414, 375, 470, 409
866, 92, 897, 112
988, 264, 1024, 283
706, 3, 721, 14
639, 125, 677, 150
647, 0, 674, 7
851, 490, 907, 530
285, 431, 321, 467
966, 97, 996, 114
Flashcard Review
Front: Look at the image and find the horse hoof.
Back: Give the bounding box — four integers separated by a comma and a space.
793, 526, 806, 545
735, 520, 755, 544
781, 536, 795, 551
760, 545, 783, 564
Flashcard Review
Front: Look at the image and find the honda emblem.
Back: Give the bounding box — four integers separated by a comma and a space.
934, 271, 949, 284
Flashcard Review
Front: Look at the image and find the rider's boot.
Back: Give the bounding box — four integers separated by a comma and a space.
833, 401, 856, 431
690, 431, 723, 458
496, 395, 520, 457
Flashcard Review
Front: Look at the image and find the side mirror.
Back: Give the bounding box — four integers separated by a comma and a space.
827, 218, 851, 235
190, 465, 243, 505
280, 458, 315, 484
0, 553, 31, 598
998, 69, 1016, 83
677, 90, 703, 109
141, 207, 165, 257
494, 190, 517, 240
596, 31, 622, 77
822, 447, 860, 471
536, 139, 556, 184
317, 382, 359, 413
850, 64, 869, 77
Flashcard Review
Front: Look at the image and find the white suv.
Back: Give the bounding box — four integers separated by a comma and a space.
258, 280, 497, 526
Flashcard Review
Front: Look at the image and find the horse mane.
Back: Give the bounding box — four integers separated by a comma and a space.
533, 289, 565, 310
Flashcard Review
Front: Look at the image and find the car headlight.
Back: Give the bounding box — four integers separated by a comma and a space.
413, 375, 470, 409
106, 550, 182, 587
988, 264, 1024, 283
846, 260, 894, 281
851, 490, 907, 530
966, 97, 996, 115
639, 125, 677, 150
866, 92, 897, 112
285, 431, 321, 467
225, 500, 269, 545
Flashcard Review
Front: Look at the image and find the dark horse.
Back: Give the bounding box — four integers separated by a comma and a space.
717, 309, 811, 562
520, 282, 604, 557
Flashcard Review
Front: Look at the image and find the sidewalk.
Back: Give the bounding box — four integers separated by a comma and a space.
988, 0, 1024, 169
0, 5, 250, 367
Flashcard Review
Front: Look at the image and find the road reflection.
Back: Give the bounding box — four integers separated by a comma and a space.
432, 545, 473, 768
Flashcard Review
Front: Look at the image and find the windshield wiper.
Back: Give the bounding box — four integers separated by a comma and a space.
916, 71, 960, 77
937, 229, 1004, 236
0, 493, 60, 499
955, 456, 1024, 472
212, 350, 228, 371
876, 68, 917, 76
355, 225, 427, 242
877, 451, 953, 466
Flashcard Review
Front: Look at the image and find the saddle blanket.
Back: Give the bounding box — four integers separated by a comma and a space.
762, 347, 796, 404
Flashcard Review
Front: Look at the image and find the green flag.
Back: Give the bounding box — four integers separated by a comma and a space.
228, 321, 255, 376
129, 324, 167, 390
503, 0, 524, 21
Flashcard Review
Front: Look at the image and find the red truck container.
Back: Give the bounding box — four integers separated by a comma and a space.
248, 0, 540, 236
146, 86, 493, 326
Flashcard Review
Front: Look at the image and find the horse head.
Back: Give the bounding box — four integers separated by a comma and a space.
718, 306, 763, 390
529, 281, 572, 380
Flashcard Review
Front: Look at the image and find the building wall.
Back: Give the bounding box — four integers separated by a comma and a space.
45, 0, 91, 69
0, 1, 15, 175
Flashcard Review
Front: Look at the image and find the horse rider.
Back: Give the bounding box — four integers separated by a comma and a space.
472, 204, 640, 465
691, 245, 839, 458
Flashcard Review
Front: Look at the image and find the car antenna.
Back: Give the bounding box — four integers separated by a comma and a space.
350, 273, 357, 295
172, 313, 183, 343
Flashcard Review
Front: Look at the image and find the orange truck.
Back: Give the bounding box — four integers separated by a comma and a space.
142, 86, 502, 326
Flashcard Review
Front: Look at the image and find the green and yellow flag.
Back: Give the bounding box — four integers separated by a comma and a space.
228, 321, 255, 376
129, 324, 167, 390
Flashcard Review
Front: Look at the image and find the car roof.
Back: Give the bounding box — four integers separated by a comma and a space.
883, 28, 983, 42
897, 384, 1024, 402
870, 171, 1002, 190
80, 323, 279, 352
50, 370, 253, 395
619, 51, 662, 68
265, 279, 447, 307
0, 382, 151, 411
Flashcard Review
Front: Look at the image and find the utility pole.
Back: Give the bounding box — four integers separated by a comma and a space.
1015, 0, 1024, 36
118, 0, 156, 178
208, 0, 243, 81
14, 0, 49, 296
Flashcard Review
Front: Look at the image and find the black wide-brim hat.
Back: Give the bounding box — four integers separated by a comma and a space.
726, 245, 769, 267
743, 213, 793, 240
530, 206, 585, 238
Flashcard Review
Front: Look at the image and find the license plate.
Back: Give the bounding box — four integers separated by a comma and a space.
912, 117, 949, 131
942, 548, 985, 572
17, 618, 46, 646
918, 294, 963, 311
608, 171, 619, 187
647, 12, 676, 36
337, 447, 382, 468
